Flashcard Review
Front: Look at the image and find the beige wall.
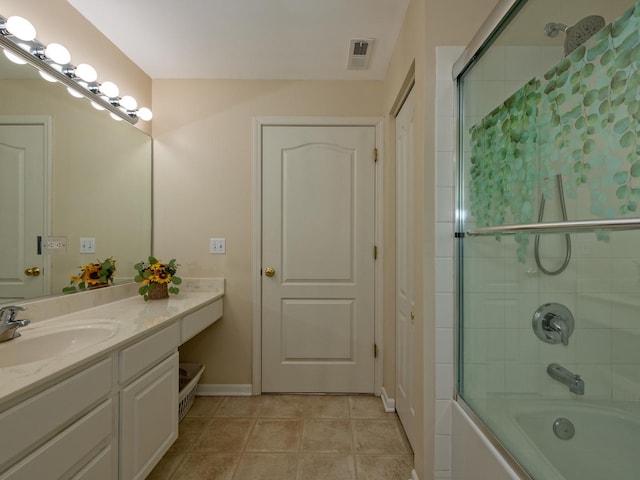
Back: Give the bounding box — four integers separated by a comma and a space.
152, 80, 385, 384
0, 0, 152, 134
380, 0, 499, 477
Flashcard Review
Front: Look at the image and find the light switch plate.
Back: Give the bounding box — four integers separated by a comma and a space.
80, 237, 96, 254
209, 238, 226, 254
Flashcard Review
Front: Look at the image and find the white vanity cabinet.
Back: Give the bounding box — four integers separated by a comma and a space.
0, 291, 224, 480
0, 357, 115, 480
118, 324, 179, 480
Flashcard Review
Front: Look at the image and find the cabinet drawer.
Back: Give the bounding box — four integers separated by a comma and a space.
119, 323, 179, 384
0, 357, 112, 469
70, 445, 113, 480
1, 399, 113, 480
120, 352, 178, 480
181, 299, 223, 343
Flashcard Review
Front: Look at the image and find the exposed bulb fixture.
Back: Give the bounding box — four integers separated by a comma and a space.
39, 70, 56, 82
75, 63, 97, 82
44, 43, 70, 65
3, 48, 25, 64
5, 16, 36, 41
119, 95, 137, 110
99, 81, 119, 98
67, 87, 84, 98
0, 13, 152, 123
136, 107, 153, 121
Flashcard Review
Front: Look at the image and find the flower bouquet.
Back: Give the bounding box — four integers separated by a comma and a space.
134, 256, 182, 301
63, 257, 116, 293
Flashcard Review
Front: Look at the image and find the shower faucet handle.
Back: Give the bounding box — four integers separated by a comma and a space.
532, 303, 575, 346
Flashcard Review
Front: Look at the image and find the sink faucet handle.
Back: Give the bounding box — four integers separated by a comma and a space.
0, 305, 27, 323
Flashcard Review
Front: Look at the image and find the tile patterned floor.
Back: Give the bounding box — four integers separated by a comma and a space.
148, 394, 414, 480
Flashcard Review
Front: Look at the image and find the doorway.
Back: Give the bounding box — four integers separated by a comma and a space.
254, 118, 383, 394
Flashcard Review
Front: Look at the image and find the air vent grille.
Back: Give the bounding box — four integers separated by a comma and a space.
347, 38, 374, 70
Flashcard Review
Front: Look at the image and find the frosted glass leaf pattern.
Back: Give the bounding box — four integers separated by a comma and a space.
468, 0, 640, 262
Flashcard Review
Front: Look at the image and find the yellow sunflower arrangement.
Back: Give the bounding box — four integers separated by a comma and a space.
63, 257, 116, 293
134, 256, 182, 301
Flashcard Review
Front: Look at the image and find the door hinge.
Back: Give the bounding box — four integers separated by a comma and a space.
373, 147, 378, 162
374, 343, 378, 358
373, 245, 377, 260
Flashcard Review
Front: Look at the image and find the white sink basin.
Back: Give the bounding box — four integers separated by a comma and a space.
0, 321, 119, 367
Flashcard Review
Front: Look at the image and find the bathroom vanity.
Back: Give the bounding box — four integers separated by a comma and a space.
0, 279, 223, 480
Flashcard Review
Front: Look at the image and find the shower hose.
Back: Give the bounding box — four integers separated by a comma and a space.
534, 174, 572, 275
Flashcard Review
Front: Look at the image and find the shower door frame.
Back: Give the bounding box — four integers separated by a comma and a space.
452, 0, 532, 478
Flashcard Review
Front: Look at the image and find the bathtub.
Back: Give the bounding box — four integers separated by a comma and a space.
476, 399, 640, 480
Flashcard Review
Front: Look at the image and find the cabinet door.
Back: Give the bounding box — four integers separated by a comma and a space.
120, 352, 178, 480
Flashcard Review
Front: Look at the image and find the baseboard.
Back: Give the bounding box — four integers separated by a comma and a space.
411, 469, 419, 480
196, 384, 253, 396
380, 386, 396, 412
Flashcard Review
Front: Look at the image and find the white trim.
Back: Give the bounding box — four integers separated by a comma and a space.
411, 469, 419, 480
380, 386, 396, 412
0, 115, 52, 297
252, 116, 385, 395
196, 384, 253, 396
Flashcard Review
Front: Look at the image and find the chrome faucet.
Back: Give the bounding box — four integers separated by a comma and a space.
543, 313, 571, 345
0, 306, 30, 342
547, 363, 584, 395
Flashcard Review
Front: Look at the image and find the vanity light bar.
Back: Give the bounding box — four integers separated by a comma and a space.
0, 14, 152, 124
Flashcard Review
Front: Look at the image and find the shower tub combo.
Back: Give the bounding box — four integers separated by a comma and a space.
454, 0, 640, 478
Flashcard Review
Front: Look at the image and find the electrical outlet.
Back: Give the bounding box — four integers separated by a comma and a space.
42, 236, 67, 254
80, 237, 96, 254
209, 238, 226, 254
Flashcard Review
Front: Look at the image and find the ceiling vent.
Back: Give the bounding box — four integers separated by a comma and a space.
347, 38, 374, 70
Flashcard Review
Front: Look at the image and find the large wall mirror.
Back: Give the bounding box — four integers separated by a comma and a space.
0, 52, 152, 304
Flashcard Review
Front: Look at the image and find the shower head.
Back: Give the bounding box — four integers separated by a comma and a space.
544, 15, 606, 56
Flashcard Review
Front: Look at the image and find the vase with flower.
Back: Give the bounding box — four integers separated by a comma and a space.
63, 257, 116, 293
134, 256, 182, 301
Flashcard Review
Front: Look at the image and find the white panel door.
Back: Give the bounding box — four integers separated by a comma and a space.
262, 125, 376, 393
395, 88, 416, 448
0, 123, 47, 302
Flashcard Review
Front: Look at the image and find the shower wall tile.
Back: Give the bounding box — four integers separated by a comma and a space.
505, 364, 539, 394
437, 186, 455, 222
435, 222, 454, 258
436, 80, 456, 119
612, 365, 640, 400
436, 117, 455, 152
505, 329, 540, 364
436, 364, 455, 400
436, 258, 454, 293
436, 151, 455, 187
576, 329, 611, 364
479, 46, 506, 81
436, 292, 454, 328
505, 46, 541, 81
576, 294, 612, 329
611, 298, 640, 329
436, 328, 454, 364
579, 364, 613, 399
540, 261, 577, 293
435, 400, 453, 435
577, 258, 612, 293
464, 294, 506, 328
611, 259, 640, 294
435, 434, 452, 471
539, 338, 577, 365
574, 234, 613, 258
612, 329, 640, 364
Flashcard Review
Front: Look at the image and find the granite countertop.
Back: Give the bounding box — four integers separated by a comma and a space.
0, 279, 224, 404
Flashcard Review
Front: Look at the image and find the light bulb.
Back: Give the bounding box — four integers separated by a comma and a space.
39, 71, 56, 83
45, 43, 70, 65
90, 102, 105, 111
5, 16, 36, 41
99, 81, 119, 98
137, 107, 153, 121
119, 95, 137, 110
75, 63, 97, 82
3, 49, 26, 64
67, 87, 84, 98
110, 112, 123, 121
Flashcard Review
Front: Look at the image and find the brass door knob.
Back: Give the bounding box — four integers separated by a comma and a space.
264, 267, 275, 277
410, 311, 415, 320
24, 267, 41, 277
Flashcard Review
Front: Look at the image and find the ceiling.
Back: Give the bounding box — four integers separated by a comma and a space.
67, 0, 412, 80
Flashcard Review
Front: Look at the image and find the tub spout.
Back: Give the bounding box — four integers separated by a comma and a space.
547, 363, 584, 395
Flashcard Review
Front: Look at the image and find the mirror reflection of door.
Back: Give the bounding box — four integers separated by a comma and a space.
0, 118, 49, 302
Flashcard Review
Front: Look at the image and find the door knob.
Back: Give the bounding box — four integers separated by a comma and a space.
410, 311, 415, 320
264, 267, 276, 277
24, 267, 41, 277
